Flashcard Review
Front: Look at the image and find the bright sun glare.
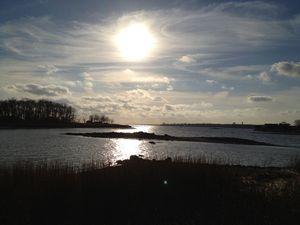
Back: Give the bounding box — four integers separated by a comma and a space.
115, 23, 155, 61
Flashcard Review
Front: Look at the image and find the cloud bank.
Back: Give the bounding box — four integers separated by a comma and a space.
271, 61, 300, 77
8, 84, 70, 97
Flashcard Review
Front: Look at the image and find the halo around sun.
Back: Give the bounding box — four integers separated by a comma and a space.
114, 23, 155, 61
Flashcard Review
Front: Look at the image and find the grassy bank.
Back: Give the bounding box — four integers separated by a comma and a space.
0, 156, 299, 225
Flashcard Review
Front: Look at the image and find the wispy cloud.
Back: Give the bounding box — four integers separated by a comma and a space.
211, 1, 281, 17
37, 64, 59, 75
0, 1, 300, 123
198, 65, 268, 80
1, 2, 299, 67
178, 55, 196, 63
93, 69, 172, 84
206, 80, 217, 84
258, 71, 271, 82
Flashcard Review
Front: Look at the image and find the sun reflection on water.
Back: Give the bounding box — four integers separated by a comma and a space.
104, 125, 153, 163
112, 139, 143, 161
115, 125, 152, 133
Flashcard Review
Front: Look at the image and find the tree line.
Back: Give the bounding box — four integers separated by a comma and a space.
0, 99, 75, 123
88, 114, 113, 124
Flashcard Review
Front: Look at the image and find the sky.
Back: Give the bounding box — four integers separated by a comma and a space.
0, 0, 300, 124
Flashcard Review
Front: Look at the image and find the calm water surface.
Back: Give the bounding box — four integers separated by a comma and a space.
0, 125, 300, 167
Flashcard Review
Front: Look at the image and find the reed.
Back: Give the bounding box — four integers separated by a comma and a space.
289, 155, 300, 172
0, 155, 299, 225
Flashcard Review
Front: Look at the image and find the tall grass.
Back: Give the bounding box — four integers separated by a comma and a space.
172, 154, 231, 165
0, 156, 299, 225
289, 155, 300, 172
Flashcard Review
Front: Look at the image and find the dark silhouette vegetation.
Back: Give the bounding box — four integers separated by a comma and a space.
66, 131, 280, 146
0, 155, 299, 225
0, 99, 75, 123
161, 123, 256, 129
290, 155, 300, 173
255, 122, 300, 135
0, 99, 130, 129
87, 114, 113, 124
161, 122, 300, 135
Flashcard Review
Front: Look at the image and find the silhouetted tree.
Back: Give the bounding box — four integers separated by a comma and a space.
295, 120, 300, 126
0, 99, 75, 123
89, 114, 100, 123
88, 114, 113, 124
100, 115, 113, 123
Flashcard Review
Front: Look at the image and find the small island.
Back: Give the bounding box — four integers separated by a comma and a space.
66, 131, 280, 146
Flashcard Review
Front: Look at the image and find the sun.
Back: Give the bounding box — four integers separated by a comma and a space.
115, 23, 155, 61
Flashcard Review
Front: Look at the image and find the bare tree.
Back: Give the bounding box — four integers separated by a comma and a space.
88, 114, 113, 124
0, 99, 76, 123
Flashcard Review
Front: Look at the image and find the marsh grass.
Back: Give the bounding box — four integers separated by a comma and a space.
172, 154, 231, 165
289, 155, 300, 172
0, 156, 299, 225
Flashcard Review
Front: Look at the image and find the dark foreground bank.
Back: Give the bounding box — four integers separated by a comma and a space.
66, 131, 280, 146
0, 156, 299, 225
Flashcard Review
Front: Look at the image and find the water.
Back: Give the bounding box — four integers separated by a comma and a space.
0, 125, 299, 167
